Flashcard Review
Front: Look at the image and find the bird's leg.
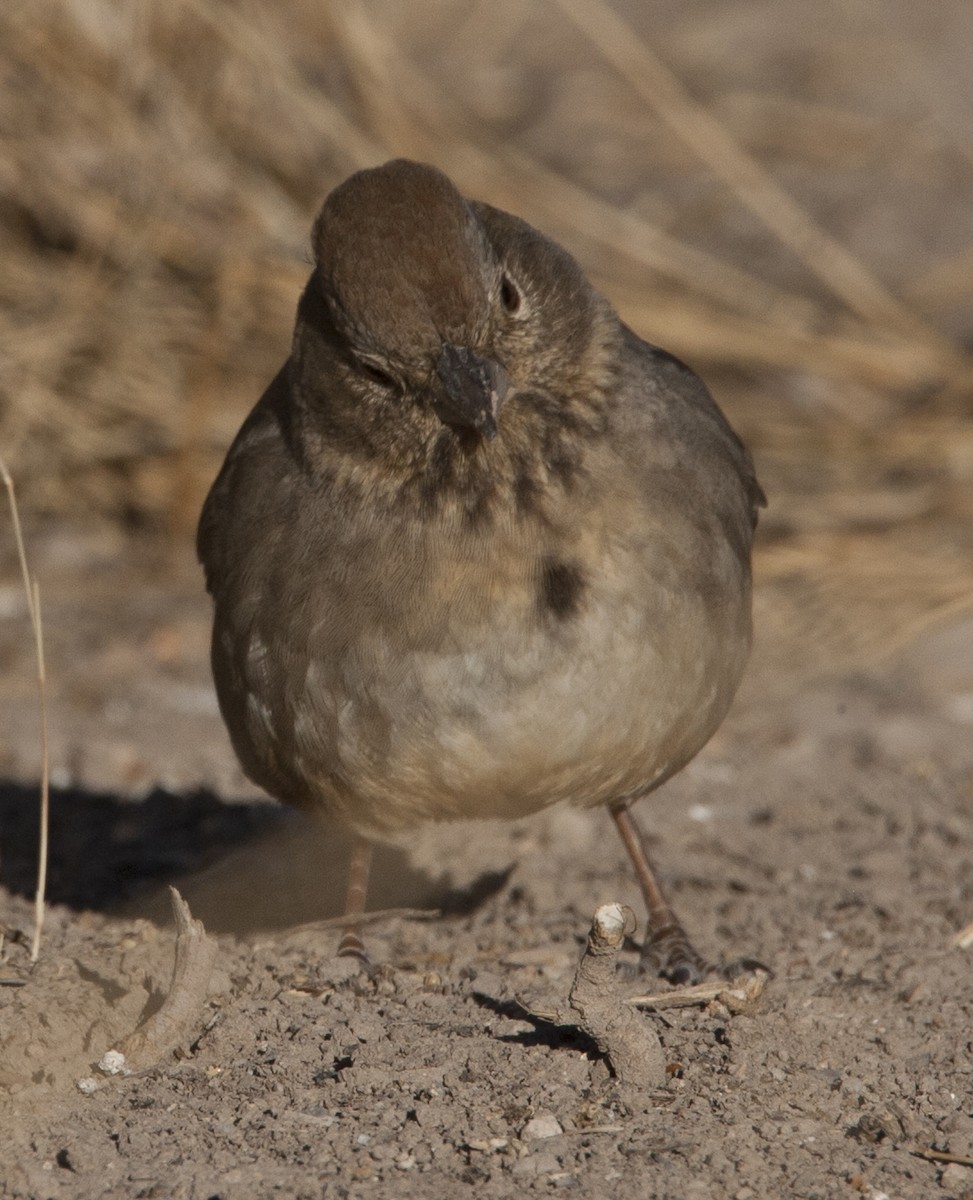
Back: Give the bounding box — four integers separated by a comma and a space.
337, 836, 373, 961
610, 802, 712, 984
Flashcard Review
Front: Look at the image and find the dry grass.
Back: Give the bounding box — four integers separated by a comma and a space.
2, 0, 972, 663
0, 457, 48, 960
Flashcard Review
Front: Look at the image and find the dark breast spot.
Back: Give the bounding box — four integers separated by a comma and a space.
539, 558, 586, 621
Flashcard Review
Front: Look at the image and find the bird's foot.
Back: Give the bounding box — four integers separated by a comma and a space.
336, 927, 372, 969
638, 920, 712, 984
638, 921, 769, 984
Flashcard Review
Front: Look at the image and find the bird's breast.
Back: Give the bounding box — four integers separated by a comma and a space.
224, 498, 753, 840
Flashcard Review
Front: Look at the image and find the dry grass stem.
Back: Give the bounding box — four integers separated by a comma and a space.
286, 907, 442, 934
116, 887, 218, 1070
177, 0, 382, 170
0, 456, 49, 963
911, 1147, 973, 1168
551, 0, 968, 368
334, 4, 819, 326
607, 289, 951, 389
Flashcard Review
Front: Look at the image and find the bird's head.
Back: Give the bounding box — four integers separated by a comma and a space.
297, 159, 610, 450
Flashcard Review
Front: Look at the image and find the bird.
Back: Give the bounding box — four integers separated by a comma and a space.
197, 159, 765, 983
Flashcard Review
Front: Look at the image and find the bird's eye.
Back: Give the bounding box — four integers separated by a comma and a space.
499, 273, 522, 315
358, 360, 396, 389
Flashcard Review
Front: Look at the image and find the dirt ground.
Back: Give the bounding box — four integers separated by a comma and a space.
3, 0, 973, 1197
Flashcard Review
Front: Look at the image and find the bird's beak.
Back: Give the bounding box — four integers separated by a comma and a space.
434, 344, 509, 440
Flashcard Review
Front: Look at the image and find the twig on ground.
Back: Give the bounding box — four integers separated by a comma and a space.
569, 904, 666, 1085
518, 903, 666, 1087
287, 906, 442, 934
628, 973, 768, 1014
0, 455, 49, 963
517, 909, 770, 1084
911, 1147, 973, 1167
115, 887, 218, 1070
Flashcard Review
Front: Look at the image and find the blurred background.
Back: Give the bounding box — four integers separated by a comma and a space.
1, 0, 972, 800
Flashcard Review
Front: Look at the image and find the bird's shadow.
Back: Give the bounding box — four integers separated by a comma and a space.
0, 781, 508, 936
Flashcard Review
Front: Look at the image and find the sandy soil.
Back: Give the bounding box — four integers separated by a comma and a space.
0, 523, 971, 1200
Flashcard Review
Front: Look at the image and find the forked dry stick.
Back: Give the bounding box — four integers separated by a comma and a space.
569, 904, 666, 1086
519, 904, 666, 1087
0, 456, 49, 963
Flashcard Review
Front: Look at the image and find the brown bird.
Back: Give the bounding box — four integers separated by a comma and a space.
198, 159, 764, 983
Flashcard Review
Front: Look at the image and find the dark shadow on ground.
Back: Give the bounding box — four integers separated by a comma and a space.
0, 782, 510, 936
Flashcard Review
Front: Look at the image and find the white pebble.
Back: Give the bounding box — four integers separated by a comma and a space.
522, 1111, 563, 1140
98, 1050, 129, 1076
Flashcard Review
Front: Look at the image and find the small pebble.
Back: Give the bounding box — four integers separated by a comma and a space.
522, 1111, 563, 1140
98, 1050, 129, 1076
940, 1163, 971, 1193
